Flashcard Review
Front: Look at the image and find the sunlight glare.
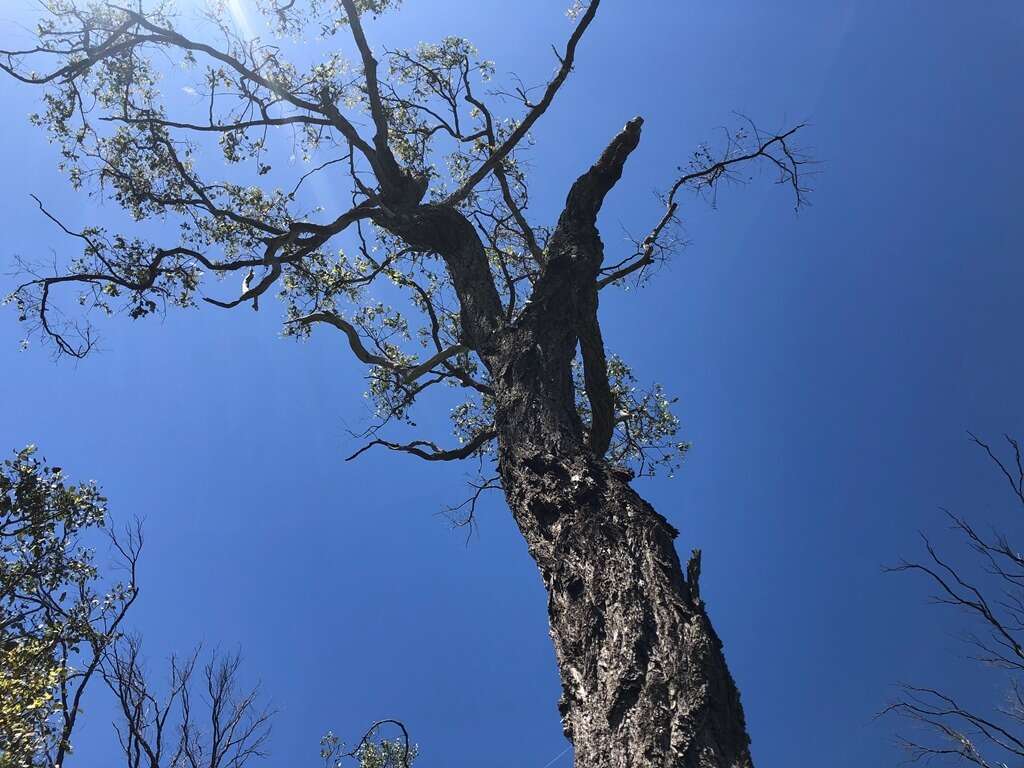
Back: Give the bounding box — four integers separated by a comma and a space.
225, 0, 257, 41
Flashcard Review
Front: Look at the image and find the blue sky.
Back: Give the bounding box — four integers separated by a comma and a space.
2, 1, 1023, 766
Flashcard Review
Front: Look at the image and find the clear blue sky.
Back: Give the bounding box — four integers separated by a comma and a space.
2, 1, 1022, 766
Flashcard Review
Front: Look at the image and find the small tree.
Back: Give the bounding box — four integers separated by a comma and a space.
321, 723, 417, 768
102, 638, 275, 768
102, 636, 418, 768
102, 637, 416, 768
0, 446, 139, 768
886, 434, 1024, 765
1, 2, 810, 764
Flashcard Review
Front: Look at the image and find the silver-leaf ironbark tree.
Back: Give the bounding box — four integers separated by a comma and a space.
1, 2, 809, 765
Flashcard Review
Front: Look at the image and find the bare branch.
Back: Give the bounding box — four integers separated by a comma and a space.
285, 310, 467, 384
599, 120, 810, 290
444, 0, 602, 206
103, 642, 273, 768
885, 432, 1024, 765
345, 429, 496, 463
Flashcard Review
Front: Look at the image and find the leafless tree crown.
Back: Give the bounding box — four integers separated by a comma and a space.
886, 433, 1024, 766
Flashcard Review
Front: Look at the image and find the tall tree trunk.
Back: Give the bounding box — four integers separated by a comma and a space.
382, 113, 755, 766
478, 116, 754, 768
498, 442, 753, 768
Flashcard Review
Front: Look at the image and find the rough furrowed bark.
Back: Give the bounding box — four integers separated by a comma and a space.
497, 441, 753, 768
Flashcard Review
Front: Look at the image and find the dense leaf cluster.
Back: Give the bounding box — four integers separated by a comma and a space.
0, 446, 135, 768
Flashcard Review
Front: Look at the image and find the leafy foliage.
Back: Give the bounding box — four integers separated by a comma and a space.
320, 728, 417, 768
0, 446, 137, 768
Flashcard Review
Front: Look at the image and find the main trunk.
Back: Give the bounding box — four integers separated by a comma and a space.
378, 113, 755, 765
493, 344, 753, 767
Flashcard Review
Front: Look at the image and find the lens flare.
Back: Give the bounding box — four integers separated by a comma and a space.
225, 0, 256, 40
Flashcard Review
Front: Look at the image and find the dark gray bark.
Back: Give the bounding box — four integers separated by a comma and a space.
499, 445, 752, 768
488, 305, 753, 767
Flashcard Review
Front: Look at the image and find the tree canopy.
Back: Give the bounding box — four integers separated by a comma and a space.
1, 0, 806, 487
